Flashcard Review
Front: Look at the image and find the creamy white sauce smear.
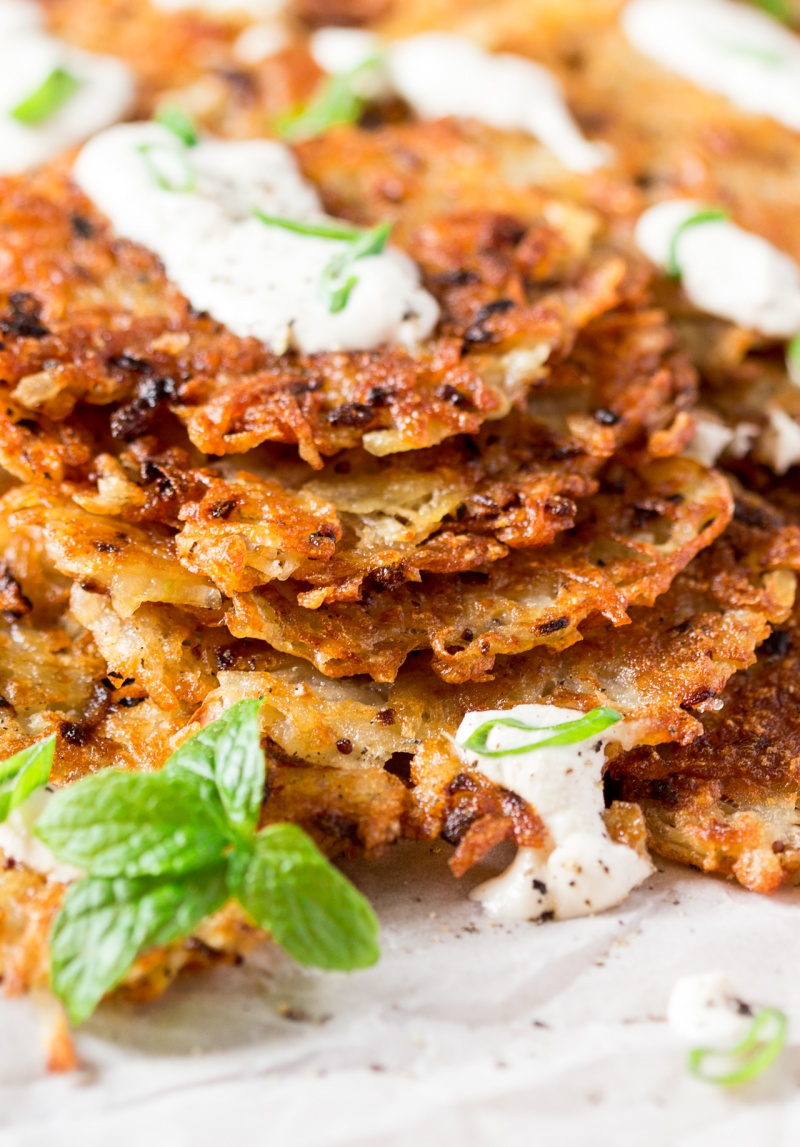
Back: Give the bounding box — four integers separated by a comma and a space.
455, 705, 653, 922
668, 972, 755, 1048
74, 123, 438, 355
636, 199, 800, 337
0, 787, 82, 884
310, 29, 610, 173
623, 0, 800, 131
0, 0, 134, 174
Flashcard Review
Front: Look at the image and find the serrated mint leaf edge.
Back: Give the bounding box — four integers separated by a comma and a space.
50, 866, 228, 1026
36, 769, 232, 877
0, 735, 55, 823
235, 824, 380, 972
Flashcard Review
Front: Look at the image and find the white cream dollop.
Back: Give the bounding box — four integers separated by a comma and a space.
668, 972, 755, 1048
310, 28, 610, 174
0, 787, 82, 884
755, 407, 800, 474
0, 0, 134, 175
73, 122, 438, 355
454, 704, 653, 922
636, 199, 800, 337
622, 0, 800, 131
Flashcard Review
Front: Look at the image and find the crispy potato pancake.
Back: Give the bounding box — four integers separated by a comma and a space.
40, 0, 324, 138
378, 0, 800, 263
401, 495, 800, 869
0, 159, 641, 472
609, 493, 800, 896
229, 457, 733, 682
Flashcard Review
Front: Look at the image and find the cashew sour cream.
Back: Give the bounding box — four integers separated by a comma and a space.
623, 0, 800, 132
73, 122, 439, 355
454, 705, 653, 922
636, 199, 800, 337
0, 0, 134, 174
310, 28, 610, 173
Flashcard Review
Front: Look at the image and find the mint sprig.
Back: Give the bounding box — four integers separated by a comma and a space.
31, 699, 379, 1025
688, 1006, 787, 1086
0, 736, 55, 823
253, 211, 393, 314
460, 707, 623, 758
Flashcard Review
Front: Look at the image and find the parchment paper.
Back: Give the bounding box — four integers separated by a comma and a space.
2, 841, 800, 1147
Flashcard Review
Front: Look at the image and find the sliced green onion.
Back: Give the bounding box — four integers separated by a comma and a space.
787, 334, 800, 383
137, 141, 196, 193
251, 211, 363, 242
460, 706, 623, 758
749, 0, 792, 22
666, 207, 728, 278
279, 55, 385, 142
253, 211, 393, 314
704, 34, 788, 66
155, 105, 199, 148
321, 221, 392, 313
688, 1007, 787, 1086
10, 67, 82, 127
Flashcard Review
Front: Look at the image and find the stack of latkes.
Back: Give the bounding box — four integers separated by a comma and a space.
1, 65, 800, 998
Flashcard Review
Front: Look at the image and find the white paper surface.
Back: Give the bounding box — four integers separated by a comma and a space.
2, 842, 800, 1147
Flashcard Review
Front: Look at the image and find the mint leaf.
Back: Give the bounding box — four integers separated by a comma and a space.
234, 825, 380, 971
165, 698, 265, 838
36, 771, 230, 877
50, 866, 228, 1026
0, 735, 55, 823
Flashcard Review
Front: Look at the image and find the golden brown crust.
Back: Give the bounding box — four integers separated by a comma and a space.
609, 495, 800, 895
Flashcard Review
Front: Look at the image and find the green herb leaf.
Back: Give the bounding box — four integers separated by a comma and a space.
155, 105, 199, 148
165, 698, 265, 838
10, 67, 81, 126
749, 0, 791, 22
0, 697, 382, 1024
688, 1007, 788, 1086
279, 55, 384, 142
137, 141, 196, 193
666, 208, 728, 278
234, 824, 380, 971
320, 221, 392, 313
36, 771, 231, 877
460, 706, 623, 759
50, 867, 228, 1026
0, 735, 55, 823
